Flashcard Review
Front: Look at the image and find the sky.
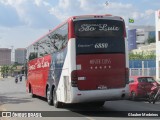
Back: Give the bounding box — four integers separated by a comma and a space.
0, 0, 159, 49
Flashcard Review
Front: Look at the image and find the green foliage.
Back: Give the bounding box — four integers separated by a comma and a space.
147, 37, 155, 44
0, 64, 18, 76
0, 65, 10, 75
129, 51, 156, 60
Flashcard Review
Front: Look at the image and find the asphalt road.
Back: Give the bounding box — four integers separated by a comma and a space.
0, 77, 160, 120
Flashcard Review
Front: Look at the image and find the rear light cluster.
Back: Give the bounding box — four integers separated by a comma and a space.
125, 68, 129, 84
71, 70, 78, 87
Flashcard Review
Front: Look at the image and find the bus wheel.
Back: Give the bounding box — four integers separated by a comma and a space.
89, 101, 105, 107
47, 87, 53, 105
94, 101, 105, 107
53, 89, 63, 108
31, 88, 35, 98
131, 91, 136, 101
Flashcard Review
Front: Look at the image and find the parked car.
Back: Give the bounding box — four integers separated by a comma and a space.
129, 76, 158, 100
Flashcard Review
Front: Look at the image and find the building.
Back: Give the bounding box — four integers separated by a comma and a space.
15, 48, 27, 64
155, 10, 160, 79
128, 25, 156, 77
0, 48, 11, 65
127, 25, 155, 51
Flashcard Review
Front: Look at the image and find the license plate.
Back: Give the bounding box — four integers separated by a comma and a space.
98, 85, 107, 90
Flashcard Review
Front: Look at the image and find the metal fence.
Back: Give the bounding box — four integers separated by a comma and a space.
129, 68, 156, 76
129, 60, 156, 68
129, 60, 156, 76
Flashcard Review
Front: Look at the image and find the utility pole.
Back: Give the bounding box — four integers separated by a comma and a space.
10, 46, 14, 64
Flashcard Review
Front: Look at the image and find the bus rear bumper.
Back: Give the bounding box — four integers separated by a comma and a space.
70, 86, 129, 103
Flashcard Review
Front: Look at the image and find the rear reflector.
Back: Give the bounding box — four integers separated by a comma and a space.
76, 64, 81, 70
78, 77, 86, 80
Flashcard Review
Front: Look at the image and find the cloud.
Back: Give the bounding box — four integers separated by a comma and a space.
0, 0, 158, 49
0, 0, 158, 29
48, 0, 157, 26
0, 0, 59, 28
0, 26, 48, 48
48, 0, 136, 25
0, 2, 22, 27
49, 0, 131, 20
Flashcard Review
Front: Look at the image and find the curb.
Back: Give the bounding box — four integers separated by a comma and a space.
0, 77, 13, 79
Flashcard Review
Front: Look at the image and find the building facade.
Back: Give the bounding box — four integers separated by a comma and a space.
15, 48, 27, 64
127, 25, 155, 51
156, 10, 160, 79
0, 48, 11, 65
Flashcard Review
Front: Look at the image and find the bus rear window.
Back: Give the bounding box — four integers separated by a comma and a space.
76, 37, 125, 55
74, 19, 124, 37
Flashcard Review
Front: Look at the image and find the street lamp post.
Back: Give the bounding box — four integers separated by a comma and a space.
10, 46, 14, 64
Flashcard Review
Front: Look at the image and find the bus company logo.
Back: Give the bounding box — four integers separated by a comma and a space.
78, 24, 96, 32
36, 58, 50, 69
95, 43, 108, 48
28, 58, 50, 70
28, 64, 36, 70
78, 24, 120, 32
90, 59, 111, 64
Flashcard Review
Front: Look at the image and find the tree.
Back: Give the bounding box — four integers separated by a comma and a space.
0, 65, 10, 77
9, 64, 17, 76
147, 37, 155, 44
129, 51, 156, 60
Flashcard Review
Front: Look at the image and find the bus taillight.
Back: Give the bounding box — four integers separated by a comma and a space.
71, 70, 78, 87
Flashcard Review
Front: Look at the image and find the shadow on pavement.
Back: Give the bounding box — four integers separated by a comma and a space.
0, 94, 32, 105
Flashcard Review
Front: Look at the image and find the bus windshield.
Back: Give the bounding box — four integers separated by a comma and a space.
74, 19, 125, 55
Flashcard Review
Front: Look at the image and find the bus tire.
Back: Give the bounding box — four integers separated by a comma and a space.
131, 91, 136, 101
89, 101, 105, 107
152, 94, 158, 104
53, 89, 63, 108
31, 88, 35, 98
47, 87, 53, 105
94, 101, 105, 107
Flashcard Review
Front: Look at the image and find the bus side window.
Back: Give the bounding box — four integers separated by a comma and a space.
129, 78, 134, 83
29, 52, 37, 60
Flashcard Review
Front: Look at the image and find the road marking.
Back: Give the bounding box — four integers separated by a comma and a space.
144, 101, 160, 104
85, 117, 96, 120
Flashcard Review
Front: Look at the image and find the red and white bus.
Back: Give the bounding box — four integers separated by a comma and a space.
26, 14, 129, 108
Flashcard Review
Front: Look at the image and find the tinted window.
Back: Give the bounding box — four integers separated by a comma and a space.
27, 23, 68, 60
76, 37, 125, 55
129, 78, 134, 83
74, 19, 124, 37
138, 77, 155, 83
